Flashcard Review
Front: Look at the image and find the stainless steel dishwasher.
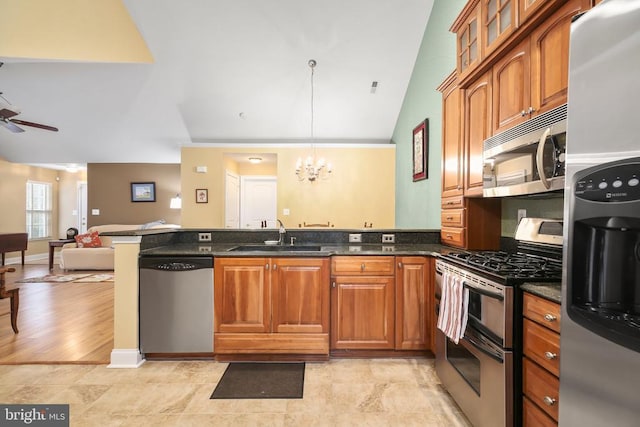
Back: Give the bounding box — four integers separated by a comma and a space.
139, 256, 214, 353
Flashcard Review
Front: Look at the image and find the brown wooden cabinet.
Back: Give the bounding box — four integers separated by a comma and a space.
438, 72, 464, 199
452, 1, 483, 80
441, 196, 501, 250
395, 256, 432, 350
464, 71, 492, 196
331, 256, 433, 351
493, 0, 590, 134
330, 256, 396, 350
522, 292, 561, 425
214, 257, 329, 355
484, 0, 517, 57
492, 38, 531, 133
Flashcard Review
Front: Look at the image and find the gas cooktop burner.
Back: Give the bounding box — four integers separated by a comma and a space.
444, 251, 562, 279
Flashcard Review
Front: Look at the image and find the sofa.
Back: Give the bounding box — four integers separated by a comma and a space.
59, 223, 178, 270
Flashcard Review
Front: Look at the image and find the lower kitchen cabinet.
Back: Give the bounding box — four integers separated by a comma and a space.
213, 257, 330, 354
395, 256, 433, 350
522, 292, 561, 425
330, 256, 433, 351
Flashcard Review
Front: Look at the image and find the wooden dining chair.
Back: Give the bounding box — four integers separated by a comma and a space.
0, 266, 19, 333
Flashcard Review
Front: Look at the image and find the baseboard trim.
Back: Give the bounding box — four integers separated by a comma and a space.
108, 349, 145, 368
4, 253, 48, 265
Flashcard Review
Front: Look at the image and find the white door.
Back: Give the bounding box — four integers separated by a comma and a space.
240, 176, 277, 229
77, 182, 88, 233
224, 171, 240, 228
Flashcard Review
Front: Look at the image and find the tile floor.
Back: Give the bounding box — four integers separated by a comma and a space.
0, 358, 472, 426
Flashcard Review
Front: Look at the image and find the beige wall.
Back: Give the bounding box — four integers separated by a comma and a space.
0, 0, 152, 63
181, 145, 395, 229
57, 169, 88, 235
87, 163, 181, 227
0, 157, 62, 257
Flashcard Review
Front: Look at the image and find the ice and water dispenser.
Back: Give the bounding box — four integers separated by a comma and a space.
567, 157, 640, 352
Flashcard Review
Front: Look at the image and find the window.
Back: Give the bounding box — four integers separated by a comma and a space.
26, 181, 53, 239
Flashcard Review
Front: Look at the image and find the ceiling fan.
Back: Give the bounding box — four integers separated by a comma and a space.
0, 92, 59, 133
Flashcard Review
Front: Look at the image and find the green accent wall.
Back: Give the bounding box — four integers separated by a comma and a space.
392, 0, 466, 229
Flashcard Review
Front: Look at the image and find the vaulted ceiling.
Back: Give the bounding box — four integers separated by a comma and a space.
0, 0, 434, 166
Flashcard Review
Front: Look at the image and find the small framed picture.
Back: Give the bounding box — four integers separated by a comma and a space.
196, 188, 208, 203
412, 119, 429, 182
131, 182, 156, 202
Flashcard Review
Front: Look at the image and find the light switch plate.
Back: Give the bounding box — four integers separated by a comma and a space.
91, 209, 100, 215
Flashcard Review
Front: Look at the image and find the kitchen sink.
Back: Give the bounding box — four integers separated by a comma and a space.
229, 245, 323, 252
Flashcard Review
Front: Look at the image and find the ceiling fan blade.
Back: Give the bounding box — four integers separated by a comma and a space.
1, 118, 25, 133
10, 119, 58, 132
0, 108, 20, 119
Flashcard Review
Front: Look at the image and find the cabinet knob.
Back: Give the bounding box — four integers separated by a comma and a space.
544, 351, 557, 360
544, 313, 557, 322
265, 263, 270, 270
528, 106, 536, 115
446, 216, 453, 220
398, 262, 403, 269
521, 110, 527, 117
273, 264, 277, 270
332, 281, 336, 288
361, 263, 365, 272
543, 396, 557, 406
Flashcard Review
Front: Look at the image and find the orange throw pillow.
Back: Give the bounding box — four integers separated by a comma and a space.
75, 231, 102, 248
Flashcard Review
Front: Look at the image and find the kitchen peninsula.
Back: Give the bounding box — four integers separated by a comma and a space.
107, 228, 452, 368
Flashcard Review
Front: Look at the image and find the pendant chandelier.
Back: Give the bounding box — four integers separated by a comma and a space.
296, 59, 332, 182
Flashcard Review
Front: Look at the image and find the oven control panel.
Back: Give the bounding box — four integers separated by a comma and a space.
575, 161, 640, 202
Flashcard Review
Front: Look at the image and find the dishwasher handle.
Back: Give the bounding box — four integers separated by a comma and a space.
139, 256, 213, 271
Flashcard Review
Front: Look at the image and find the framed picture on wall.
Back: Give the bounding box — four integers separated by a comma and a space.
131, 182, 156, 202
196, 188, 208, 203
412, 119, 428, 182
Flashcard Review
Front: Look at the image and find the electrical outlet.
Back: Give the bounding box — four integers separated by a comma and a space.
382, 234, 395, 243
198, 232, 212, 242
517, 209, 527, 224
348, 233, 362, 243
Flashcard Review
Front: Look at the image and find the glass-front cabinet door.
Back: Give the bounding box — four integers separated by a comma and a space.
455, 3, 482, 79
484, 0, 516, 56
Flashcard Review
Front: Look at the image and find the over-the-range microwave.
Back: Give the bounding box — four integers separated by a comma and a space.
483, 104, 567, 197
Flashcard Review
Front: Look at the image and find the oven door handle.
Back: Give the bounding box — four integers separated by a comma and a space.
463, 282, 504, 301
463, 334, 504, 364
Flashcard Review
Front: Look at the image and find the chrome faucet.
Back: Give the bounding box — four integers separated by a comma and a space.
277, 219, 286, 245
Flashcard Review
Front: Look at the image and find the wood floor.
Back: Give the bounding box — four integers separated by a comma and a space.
0, 263, 113, 364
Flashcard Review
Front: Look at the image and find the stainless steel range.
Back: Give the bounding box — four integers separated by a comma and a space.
435, 218, 563, 427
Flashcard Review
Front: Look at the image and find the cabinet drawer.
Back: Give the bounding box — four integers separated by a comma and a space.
441, 209, 465, 227
441, 227, 466, 248
523, 358, 559, 421
331, 256, 395, 276
523, 292, 561, 333
441, 195, 464, 209
523, 318, 560, 376
523, 396, 557, 427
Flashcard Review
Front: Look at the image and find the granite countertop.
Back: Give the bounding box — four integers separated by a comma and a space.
521, 282, 562, 304
139, 242, 450, 258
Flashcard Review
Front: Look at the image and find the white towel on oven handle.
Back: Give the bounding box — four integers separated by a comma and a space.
437, 271, 469, 344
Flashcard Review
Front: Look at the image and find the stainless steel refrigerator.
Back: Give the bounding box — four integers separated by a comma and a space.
561, 1, 640, 425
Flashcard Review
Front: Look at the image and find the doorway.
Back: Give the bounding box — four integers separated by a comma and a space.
240, 176, 277, 228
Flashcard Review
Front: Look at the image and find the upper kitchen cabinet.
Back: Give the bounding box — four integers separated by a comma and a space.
464, 71, 492, 196
519, 0, 550, 24
438, 72, 464, 199
484, 0, 517, 57
452, 1, 483, 80
492, 0, 590, 134
530, 0, 591, 116
492, 38, 531, 133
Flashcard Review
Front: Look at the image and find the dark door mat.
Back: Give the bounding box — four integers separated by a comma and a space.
211, 362, 305, 399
